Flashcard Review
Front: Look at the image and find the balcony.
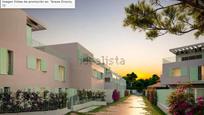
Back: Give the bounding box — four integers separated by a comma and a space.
32, 39, 45, 47
160, 75, 190, 85
161, 58, 204, 85
163, 57, 177, 64
163, 55, 204, 64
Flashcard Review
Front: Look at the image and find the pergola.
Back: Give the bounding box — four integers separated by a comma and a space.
170, 43, 204, 55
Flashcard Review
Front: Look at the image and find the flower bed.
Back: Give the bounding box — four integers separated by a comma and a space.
0, 90, 67, 113
168, 84, 204, 115
77, 90, 105, 104
0, 89, 106, 114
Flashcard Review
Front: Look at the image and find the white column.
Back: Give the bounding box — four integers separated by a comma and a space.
194, 88, 198, 101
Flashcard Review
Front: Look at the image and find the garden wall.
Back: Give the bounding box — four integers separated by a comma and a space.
72, 101, 106, 111
1, 108, 71, 115
105, 89, 114, 103
156, 89, 174, 113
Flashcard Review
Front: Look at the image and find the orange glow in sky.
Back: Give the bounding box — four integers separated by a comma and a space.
111, 64, 161, 79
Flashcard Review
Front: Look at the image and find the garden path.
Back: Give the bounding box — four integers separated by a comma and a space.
91, 95, 149, 115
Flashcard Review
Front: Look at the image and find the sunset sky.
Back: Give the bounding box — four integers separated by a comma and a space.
26, 0, 204, 79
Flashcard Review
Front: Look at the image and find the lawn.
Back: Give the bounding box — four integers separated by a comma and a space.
142, 96, 166, 115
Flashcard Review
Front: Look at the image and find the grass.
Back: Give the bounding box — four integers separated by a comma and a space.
142, 96, 166, 115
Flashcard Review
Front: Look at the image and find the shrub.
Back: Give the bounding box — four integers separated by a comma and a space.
0, 90, 68, 113
146, 89, 157, 105
112, 89, 120, 102
125, 90, 129, 96
168, 84, 204, 115
77, 90, 105, 104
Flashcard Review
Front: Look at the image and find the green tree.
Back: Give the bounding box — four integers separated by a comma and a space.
123, 72, 160, 92
127, 72, 137, 81
123, 0, 204, 40
148, 74, 159, 85
123, 72, 137, 89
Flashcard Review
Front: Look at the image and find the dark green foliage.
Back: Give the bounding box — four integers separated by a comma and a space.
123, 0, 204, 40
0, 90, 68, 113
123, 73, 159, 92
77, 90, 105, 104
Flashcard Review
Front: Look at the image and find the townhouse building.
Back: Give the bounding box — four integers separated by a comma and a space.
0, 10, 70, 93
0, 10, 126, 114
157, 42, 204, 113
37, 43, 106, 90
104, 72, 126, 102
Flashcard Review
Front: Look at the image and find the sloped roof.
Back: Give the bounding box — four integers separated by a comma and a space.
147, 82, 166, 88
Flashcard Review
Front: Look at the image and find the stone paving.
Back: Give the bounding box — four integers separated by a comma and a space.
90, 95, 149, 115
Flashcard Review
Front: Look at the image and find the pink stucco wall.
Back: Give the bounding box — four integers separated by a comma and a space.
0, 10, 70, 91
37, 43, 105, 90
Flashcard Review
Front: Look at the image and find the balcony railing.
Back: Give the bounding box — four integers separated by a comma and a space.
163, 55, 204, 64
32, 39, 45, 47
163, 57, 177, 64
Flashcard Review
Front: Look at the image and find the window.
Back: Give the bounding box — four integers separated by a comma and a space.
27, 56, 36, 70
27, 56, 47, 72
105, 68, 110, 75
26, 25, 32, 46
202, 66, 204, 80
196, 88, 204, 99
59, 88, 62, 93
54, 65, 66, 82
182, 55, 202, 61
172, 68, 181, 77
92, 69, 103, 80
4, 87, 10, 94
199, 65, 204, 80
8, 51, 13, 75
0, 48, 13, 75
36, 58, 41, 71
190, 67, 198, 81
105, 77, 111, 82
59, 65, 65, 81
40, 59, 47, 72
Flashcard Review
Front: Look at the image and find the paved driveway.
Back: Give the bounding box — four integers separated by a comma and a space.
91, 95, 149, 115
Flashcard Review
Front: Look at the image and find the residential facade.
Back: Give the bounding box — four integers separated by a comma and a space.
157, 43, 204, 113
0, 10, 70, 92
0, 10, 126, 113
104, 72, 126, 102
37, 43, 107, 90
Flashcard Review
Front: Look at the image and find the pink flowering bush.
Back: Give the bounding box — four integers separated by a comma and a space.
195, 96, 204, 114
112, 89, 120, 102
168, 84, 204, 115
